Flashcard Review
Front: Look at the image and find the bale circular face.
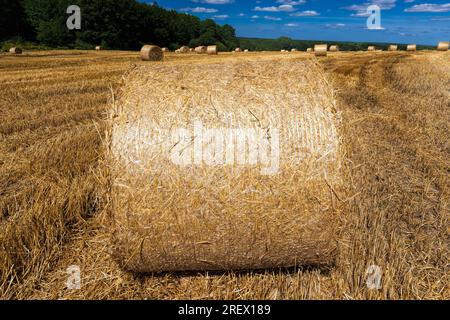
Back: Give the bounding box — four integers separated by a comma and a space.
388, 45, 398, 51
140, 45, 164, 61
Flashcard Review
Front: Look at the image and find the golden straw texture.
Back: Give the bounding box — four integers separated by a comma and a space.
110, 59, 343, 272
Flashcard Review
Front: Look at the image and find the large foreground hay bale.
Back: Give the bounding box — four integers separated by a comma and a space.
368, 46, 375, 51
314, 44, 327, 57
195, 46, 207, 54
329, 45, 339, 52
110, 60, 343, 272
388, 45, 398, 51
407, 44, 416, 51
437, 42, 449, 51
140, 45, 163, 61
207, 45, 218, 55
9, 47, 22, 54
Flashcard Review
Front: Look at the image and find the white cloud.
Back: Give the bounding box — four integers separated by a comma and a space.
290, 10, 320, 16
284, 23, 299, 27
254, 5, 296, 12
213, 14, 229, 19
191, 0, 234, 4
344, 0, 397, 16
180, 7, 219, 13
405, 3, 450, 12
276, 0, 306, 4
251, 15, 260, 19
264, 16, 283, 21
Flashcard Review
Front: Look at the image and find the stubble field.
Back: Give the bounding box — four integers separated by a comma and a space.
0, 49, 448, 299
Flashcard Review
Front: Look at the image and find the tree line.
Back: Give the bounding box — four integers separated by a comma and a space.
0, 0, 239, 51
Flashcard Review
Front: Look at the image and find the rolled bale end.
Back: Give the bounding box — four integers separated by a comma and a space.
195, 46, 207, 54
110, 60, 344, 273
207, 45, 218, 55
140, 45, 163, 61
329, 45, 339, 52
388, 45, 398, 51
367, 46, 375, 51
314, 44, 328, 57
437, 42, 449, 51
407, 44, 417, 52
9, 47, 22, 54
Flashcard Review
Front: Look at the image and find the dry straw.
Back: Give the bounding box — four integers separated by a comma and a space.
110, 60, 344, 272
437, 42, 449, 51
314, 44, 328, 57
207, 45, 218, 55
388, 45, 398, 51
9, 47, 22, 54
407, 44, 416, 51
140, 45, 163, 61
329, 45, 339, 52
195, 46, 207, 54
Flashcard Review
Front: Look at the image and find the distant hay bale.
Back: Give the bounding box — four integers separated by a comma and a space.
437, 42, 449, 51
140, 45, 163, 61
388, 45, 398, 51
291, 48, 297, 52
95, 46, 101, 51
314, 44, 328, 57
244, 49, 249, 53
195, 46, 207, 54
110, 60, 343, 272
162, 47, 169, 53
235, 48, 241, 52
407, 44, 416, 51
207, 45, 218, 55
329, 45, 339, 52
307, 48, 313, 53
189, 48, 194, 52
9, 47, 22, 54
179, 46, 190, 53
367, 46, 375, 51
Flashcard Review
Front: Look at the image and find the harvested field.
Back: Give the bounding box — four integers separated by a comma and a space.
0, 50, 448, 300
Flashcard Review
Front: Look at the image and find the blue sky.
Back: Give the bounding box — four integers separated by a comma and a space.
144, 0, 450, 45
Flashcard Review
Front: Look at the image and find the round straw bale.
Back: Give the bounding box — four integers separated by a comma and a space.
140, 45, 163, 61
179, 46, 190, 53
244, 49, 249, 53
195, 46, 207, 54
9, 47, 22, 54
162, 47, 169, 52
235, 48, 241, 52
95, 46, 101, 51
306, 48, 313, 53
329, 45, 339, 52
406, 44, 416, 51
314, 44, 328, 57
189, 48, 194, 52
207, 45, 218, 55
291, 48, 297, 52
437, 42, 449, 51
110, 60, 344, 272
367, 46, 375, 51
388, 45, 398, 51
